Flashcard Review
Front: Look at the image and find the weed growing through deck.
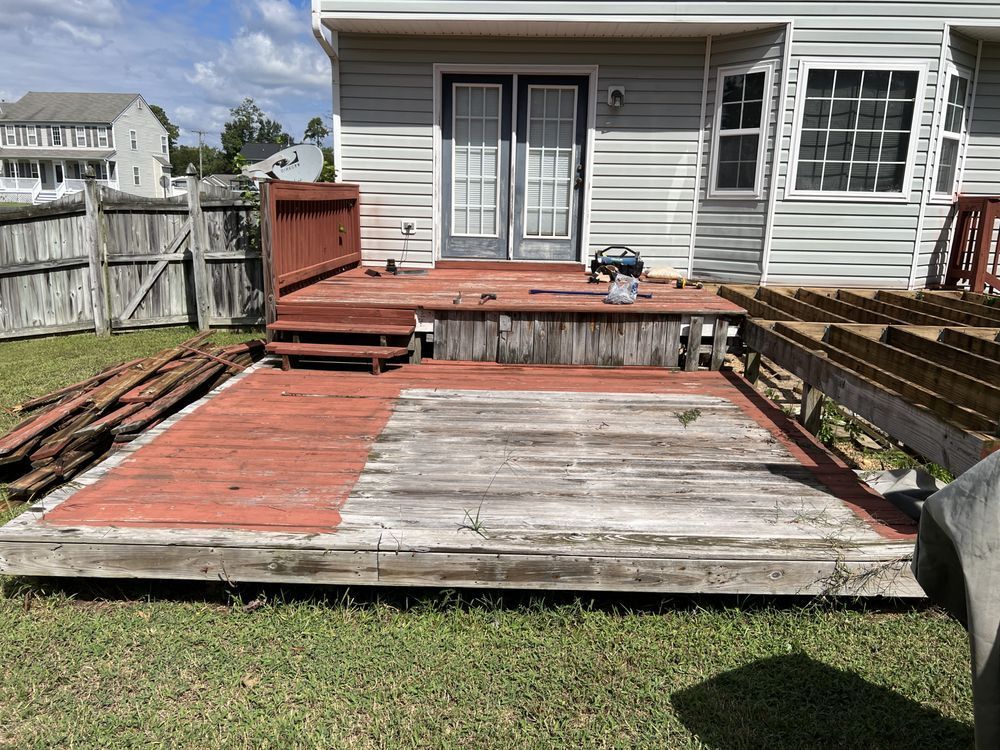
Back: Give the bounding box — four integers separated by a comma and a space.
673, 408, 702, 429
459, 435, 520, 539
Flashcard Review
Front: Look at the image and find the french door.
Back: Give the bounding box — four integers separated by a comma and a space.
442, 74, 588, 262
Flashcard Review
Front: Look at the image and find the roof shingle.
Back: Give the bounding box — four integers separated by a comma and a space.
0, 92, 139, 123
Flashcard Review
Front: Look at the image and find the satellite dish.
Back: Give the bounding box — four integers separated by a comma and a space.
241, 144, 324, 182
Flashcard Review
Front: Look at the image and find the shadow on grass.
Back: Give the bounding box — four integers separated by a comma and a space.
671, 652, 972, 749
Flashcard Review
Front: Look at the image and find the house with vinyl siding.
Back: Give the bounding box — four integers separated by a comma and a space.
0, 92, 171, 204
310, 0, 1000, 288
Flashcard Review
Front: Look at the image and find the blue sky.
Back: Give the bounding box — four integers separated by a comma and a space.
0, 0, 331, 147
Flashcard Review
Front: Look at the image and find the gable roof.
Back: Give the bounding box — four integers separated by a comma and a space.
0, 92, 139, 124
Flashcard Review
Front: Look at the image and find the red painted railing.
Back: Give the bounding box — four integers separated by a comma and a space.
260, 180, 361, 323
945, 195, 1000, 293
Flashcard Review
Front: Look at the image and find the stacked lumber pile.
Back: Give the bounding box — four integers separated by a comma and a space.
0, 333, 264, 503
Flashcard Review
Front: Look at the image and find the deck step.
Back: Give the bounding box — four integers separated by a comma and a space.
265, 342, 408, 374
266, 320, 414, 337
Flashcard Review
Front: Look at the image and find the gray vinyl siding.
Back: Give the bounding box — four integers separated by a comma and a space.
338, 34, 705, 268
693, 27, 785, 283
111, 99, 170, 198
327, 2, 1000, 286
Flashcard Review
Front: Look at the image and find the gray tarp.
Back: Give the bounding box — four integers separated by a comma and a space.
913, 451, 1000, 749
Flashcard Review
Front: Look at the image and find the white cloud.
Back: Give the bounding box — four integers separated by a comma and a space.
0, 0, 329, 147
53, 19, 106, 47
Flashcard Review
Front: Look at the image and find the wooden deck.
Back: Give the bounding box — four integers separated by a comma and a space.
0, 360, 919, 596
283, 265, 743, 315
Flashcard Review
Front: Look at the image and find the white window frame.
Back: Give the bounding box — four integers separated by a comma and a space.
133, 165, 141, 186
161, 134, 168, 155
709, 63, 774, 200
4, 125, 15, 146
75, 126, 87, 147
785, 58, 927, 203
129, 129, 137, 150
50, 126, 62, 147
26, 125, 37, 146
97, 126, 109, 148
931, 66, 971, 203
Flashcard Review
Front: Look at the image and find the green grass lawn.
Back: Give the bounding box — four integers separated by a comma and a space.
0, 328, 976, 749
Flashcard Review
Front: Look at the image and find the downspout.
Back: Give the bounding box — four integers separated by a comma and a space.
687, 35, 711, 279
311, 0, 342, 173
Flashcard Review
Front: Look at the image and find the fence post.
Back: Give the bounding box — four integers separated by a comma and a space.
259, 179, 277, 342
83, 172, 111, 336
186, 165, 211, 331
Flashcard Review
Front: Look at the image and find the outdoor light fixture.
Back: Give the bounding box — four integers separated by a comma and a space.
608, 86, 625, 108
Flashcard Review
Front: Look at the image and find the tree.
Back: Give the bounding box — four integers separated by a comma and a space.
303, 116, 330, 146
320, 146, 337, 182
170, 144, 228, 178
220, 97, 291, 170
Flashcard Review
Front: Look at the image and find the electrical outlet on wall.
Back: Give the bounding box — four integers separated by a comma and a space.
401, 220, 417, 235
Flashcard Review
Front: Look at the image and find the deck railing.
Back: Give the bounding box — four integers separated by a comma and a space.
259, 180, 362, 324
945, 195, 1000, 293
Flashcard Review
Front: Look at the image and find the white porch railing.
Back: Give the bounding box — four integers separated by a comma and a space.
0, 176, 41, 192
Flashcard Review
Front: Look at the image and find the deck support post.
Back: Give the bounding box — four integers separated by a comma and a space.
745, 350, 761, 384
685, 315, 704, 371
799, 382, 825, 435
410, 333, 422, 364
710, 316, 728, 370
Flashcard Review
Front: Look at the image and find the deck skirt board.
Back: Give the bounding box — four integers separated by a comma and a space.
0, 362, 919, 596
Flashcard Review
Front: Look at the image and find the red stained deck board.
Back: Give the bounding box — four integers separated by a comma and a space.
280, 266, 745, 315
42, 362, 914, 540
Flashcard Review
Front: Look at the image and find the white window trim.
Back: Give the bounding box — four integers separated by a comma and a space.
50, 126, 62, 147
129, 129, 137, 150
133, 165, 141, 186
160, 134, 168, 155
97, 126, 109, 148
931, 65, 971, 203
708, 62, 774, 201
4, 125, 15, 146
75, 126, 87, 147
785, 58, 928, 203
26, 125, 37, 146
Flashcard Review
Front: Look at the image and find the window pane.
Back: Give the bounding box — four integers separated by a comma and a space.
876, 162, 906, 192
803, 100, 831, 130
861, 70, 890, 99
798, 129, 825, 160
889, 71, 919, 98
936, 138, 960, 194
852, 131, 881, 162
857, 100, 886, 130
744, 72, 765, 101
720, 103, 742, 130
795, 161, 823, 191
722, 74, 744, 103
830, 99, 858, 129
717, 161, 739, 189
849, 163, 878, 192
834, 70, 862, 99
741, 100, 763, 128
806, 69, 835, 98
884, 100, 915, 131
952, 76, 969, 107
740, 133, 760, 160
737, 161, 757, 189
879, 131, 910, 162
719, 135, 741, 161
822, 161, 850, 191
826, 131, 854, 161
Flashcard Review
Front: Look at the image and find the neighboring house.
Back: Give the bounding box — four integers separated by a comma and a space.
0, 92, 171, 204
312, 1, 1000, 288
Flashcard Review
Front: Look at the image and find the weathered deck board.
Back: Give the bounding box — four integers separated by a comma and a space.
0, 361, 919, 596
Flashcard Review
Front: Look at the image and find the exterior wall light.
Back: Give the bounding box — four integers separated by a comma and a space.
608, 86, 626, 108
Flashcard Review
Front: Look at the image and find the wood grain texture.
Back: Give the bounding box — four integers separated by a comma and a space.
0, 361, 917, 596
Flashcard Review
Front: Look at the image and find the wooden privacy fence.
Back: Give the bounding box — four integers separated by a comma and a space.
0, 175, 263, 339
260, 180, 361, 326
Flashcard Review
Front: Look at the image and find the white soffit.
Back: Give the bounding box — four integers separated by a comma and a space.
321, 17, 784, 38
954, 25, 1000, 43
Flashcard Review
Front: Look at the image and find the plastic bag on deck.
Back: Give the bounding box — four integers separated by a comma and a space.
604, 275, 639, 305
